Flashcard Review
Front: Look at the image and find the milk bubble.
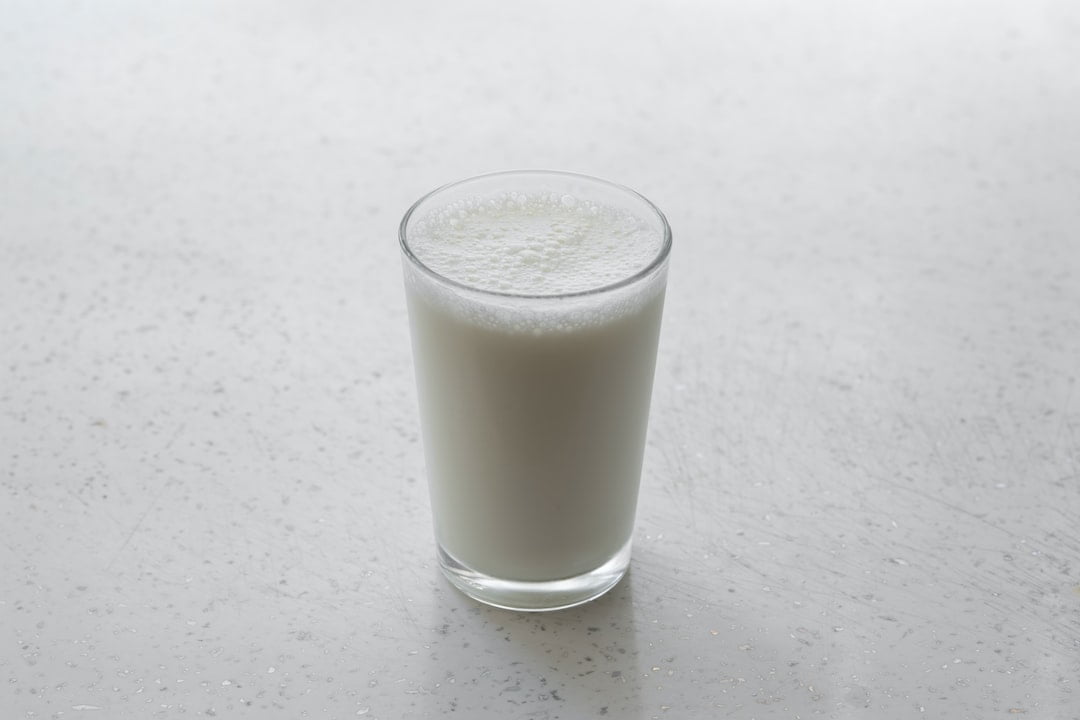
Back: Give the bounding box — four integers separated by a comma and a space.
408, 191, 664, 297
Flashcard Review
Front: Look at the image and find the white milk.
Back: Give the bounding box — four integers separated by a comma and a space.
404, 189, 667, 583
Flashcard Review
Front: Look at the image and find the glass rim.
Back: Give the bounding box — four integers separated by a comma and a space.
398, 169, 672, 301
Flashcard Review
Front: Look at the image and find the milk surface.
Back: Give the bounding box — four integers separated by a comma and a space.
405, 191, 667, 582
408, 191, 664, 296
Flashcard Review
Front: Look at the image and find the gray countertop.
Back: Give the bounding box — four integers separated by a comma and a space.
2, 1, 1078, 717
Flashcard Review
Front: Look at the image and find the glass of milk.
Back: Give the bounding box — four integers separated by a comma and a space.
400, 170, 671, 611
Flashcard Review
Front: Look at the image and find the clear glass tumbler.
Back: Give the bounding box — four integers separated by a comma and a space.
399, 170, 671, 611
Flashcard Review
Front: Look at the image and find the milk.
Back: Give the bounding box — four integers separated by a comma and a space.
402, 176, 669, 589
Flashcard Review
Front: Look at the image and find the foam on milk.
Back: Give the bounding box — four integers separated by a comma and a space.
409, 191, 663, 294
405, 191, 666, 333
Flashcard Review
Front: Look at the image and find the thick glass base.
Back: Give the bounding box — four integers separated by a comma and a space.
437, 539, 632, 612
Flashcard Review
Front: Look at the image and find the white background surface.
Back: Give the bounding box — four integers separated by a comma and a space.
2, 1, 1079, 718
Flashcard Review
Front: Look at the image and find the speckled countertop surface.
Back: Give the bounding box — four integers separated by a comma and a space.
2, 1, 1079, 718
